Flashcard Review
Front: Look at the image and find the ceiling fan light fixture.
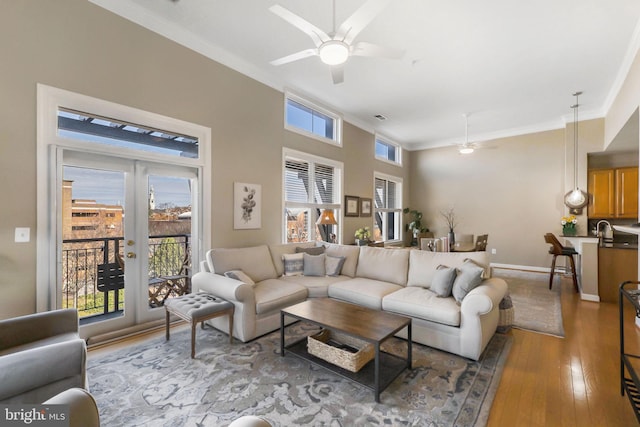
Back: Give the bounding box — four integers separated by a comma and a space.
319, 41, 349, 65
459, 145, 474, 154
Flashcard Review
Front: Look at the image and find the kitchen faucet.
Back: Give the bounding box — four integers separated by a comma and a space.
596, 220, 613, 240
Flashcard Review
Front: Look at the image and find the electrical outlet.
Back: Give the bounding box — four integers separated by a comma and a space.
15, 227, 30, 243
491, 248, 497, 255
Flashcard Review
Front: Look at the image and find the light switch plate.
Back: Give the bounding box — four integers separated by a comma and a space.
15, 227, 30, 243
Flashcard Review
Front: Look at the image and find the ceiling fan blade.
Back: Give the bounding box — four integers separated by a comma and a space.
331, 65, 344, 84
351, 41, 404, 59
335, 0, 391, 44
269, 4, 330, 47
270, 48, 317, 66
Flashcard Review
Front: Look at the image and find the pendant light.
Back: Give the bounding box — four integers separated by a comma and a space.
564, 91, 588, 214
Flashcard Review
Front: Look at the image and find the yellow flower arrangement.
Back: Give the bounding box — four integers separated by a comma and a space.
561, 215, 577, 235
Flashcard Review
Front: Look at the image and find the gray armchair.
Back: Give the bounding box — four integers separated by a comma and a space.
0, 309, 87, 403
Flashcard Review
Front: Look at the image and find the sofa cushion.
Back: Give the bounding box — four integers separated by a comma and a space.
282, 253, 304, 276
207, 245, 277, 282
253, 279, 308, 314
407, 250, 490, 288
269, 242, 317, 277
325, 255, 346, 276
431, 265, 457, 297
356, 246, 409, 286
303, 253, 326, 276
223, 270, 256, 286
451, 260, 485, 303
328, 277, 403, 310
281, 275, 351, 298
296, 246, 326, 255
382, 287, 461, 326
320, 243, 360, 277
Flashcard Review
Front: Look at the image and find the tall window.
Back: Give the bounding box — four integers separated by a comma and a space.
373, 173, 403, 242
375, 135, 401, 165
285, 92, 342, 146
283, 149, 342, 243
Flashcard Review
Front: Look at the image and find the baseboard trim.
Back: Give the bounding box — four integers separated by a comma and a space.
490, 263, 550, 273
580, 293, 600, 302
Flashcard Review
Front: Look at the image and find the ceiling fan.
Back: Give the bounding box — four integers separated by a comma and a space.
269, 0, 404, 84
458, 113, 480, 154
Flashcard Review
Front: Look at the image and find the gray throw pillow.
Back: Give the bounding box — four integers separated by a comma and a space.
303, 253, 326, 276
295, 246, 326, 255
431, 265, 457, 297
452, 260, 485, 302
282, 253, 304, 276
224, 270, 256, 286
325, 255, 346, 276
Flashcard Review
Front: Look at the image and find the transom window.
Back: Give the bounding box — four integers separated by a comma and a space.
285, 92, 342, 146
283, 149, 343, 243
375, 135, 401, 165
373, 173, 403, 242
57, 108, 199, 159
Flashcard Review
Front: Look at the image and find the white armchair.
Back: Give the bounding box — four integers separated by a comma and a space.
0, 309, 87, 403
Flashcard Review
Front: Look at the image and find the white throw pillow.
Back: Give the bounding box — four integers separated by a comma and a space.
282, 253, 304, 276
224, 270, 256, 286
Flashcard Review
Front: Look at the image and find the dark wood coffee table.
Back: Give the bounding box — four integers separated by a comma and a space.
280, 298, 411, 402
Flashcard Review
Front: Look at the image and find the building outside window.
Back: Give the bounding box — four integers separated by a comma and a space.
283, 149, 342, 243
373, 173, 403, 242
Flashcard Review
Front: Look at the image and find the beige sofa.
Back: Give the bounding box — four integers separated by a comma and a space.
191, 242, 508, 360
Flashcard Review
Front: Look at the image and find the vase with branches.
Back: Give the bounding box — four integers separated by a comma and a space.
440, 207, 458, 247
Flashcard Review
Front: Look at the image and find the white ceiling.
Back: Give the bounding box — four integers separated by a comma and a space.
90, 0, 640, 151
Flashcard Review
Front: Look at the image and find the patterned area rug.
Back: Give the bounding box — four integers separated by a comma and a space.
88, 323, 511, 426
494, 268, 565, 337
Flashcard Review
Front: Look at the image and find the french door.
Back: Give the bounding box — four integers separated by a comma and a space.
60, 150, 199, 339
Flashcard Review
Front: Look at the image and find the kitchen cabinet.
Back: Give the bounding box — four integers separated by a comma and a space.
588, 169, 615, 218
598, 246, 638, 303
616, 167, 639, 219
588, 167, 638, 218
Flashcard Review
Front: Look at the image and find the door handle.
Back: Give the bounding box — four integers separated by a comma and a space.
127, 240, 135, 246
126, 252, 137, 259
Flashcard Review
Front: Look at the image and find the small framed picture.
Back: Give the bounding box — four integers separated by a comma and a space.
345, 195, 360, 217
360, 198, 372, 217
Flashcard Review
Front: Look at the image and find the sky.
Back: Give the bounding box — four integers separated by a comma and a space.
64, 166, 192, 208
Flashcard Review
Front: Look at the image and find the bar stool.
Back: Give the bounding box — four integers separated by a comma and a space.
544, 233, 579, 292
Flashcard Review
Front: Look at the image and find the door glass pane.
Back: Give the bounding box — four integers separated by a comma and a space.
147, 175, 192, 308
62, 166, 125, 322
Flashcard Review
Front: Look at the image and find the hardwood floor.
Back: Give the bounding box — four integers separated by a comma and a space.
488, 275, 640, 426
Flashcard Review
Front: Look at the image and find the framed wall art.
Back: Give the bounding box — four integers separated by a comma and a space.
234, 182, 261, 229
345, 195, 360, 217
360, 198, 372, 217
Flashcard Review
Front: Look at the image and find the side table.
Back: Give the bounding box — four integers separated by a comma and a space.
165, 292, 234, 358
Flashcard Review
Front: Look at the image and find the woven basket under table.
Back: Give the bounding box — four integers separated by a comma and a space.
307, 329, 374, 373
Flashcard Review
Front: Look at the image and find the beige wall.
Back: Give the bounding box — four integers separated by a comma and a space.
0, 0, 409, 318
409, 119, 604, 269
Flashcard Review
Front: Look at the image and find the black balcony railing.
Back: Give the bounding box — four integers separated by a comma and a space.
62, 234, 190, 320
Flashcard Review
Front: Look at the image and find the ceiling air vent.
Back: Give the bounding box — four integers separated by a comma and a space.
374, 114, 387, 121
